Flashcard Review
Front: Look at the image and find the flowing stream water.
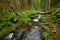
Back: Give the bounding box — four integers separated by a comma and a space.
1, 14, 43, 40
22, 26, 42, 40
22, 14, 42, 40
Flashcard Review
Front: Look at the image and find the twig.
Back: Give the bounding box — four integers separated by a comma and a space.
7, 0, 20, 16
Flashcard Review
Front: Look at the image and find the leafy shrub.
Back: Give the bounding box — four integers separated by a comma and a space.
0, 10, 37, 29
0, 10, 38, 38
41, 8, 60, 40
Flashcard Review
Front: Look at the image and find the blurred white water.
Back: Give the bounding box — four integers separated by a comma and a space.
23, 26, 42, 40
3, 33, 13, 40
33, 14, 42, 22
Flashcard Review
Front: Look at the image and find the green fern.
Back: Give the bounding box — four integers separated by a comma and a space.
41, 31, 50, 40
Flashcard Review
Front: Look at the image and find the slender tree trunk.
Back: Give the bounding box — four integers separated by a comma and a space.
25, 0, 28, 9
13, 0, 20, 11
44, 0, 50, 11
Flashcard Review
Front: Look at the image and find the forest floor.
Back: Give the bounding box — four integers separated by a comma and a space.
54, 27, 60, 40
48, 27, 60, 40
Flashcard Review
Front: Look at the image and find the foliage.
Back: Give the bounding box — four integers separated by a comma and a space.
41, 23, 52, 40
0, 10, 38, 38
41, 31, 50, 40
33, 0, 45, 10
41, 8, 60, 40
33, 0, 40, 10
0, 10, 37, 28
47, 8, 60, 26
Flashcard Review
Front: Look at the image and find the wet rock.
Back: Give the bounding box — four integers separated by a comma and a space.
11, 29, 27, 40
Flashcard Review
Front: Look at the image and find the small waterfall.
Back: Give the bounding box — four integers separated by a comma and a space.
1, 33, 13, 40
33, 14, 42, 22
